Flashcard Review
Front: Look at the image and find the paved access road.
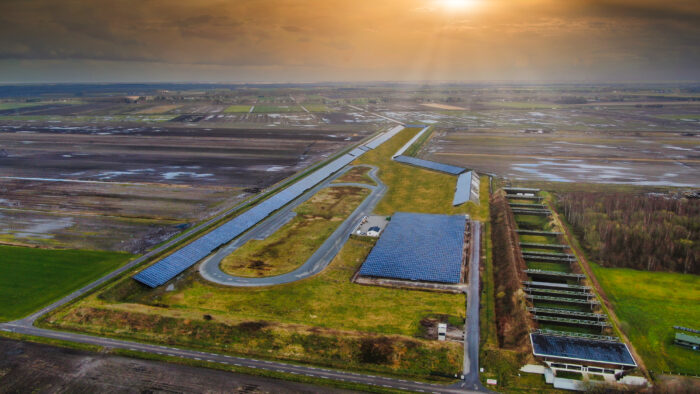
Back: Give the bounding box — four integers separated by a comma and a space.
1, 122, 490, 392
452, 220, 489, 392
199, 165, 385, 287
0, 323, 480, 394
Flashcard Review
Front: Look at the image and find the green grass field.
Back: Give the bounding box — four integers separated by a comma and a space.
0, 102, 46, 110
223, 105, 253, 113
591, 263, 700, 374
221, 186, 369, 277
353, 127, 489, 221
45, 236, 464, 379
303, 104, 330, 112
253, 105, 304, 113
38, 125, 498, 380
514, 214, 553, 231
482, 101, 562, 109
0, 246, 132, 322
518, 234, 558, 244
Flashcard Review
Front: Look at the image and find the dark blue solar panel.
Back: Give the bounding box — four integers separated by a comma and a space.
393, 155, 466, 175
134, 147, 390, 287
453, 171, 472, 206
365, 125, 404, 149
530, 334, 636, 366
358, 212, 466, 284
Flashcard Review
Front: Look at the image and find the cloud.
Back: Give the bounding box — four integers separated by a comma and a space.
0, 0, 697, 82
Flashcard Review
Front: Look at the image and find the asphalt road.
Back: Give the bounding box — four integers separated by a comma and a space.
1, 218, 486, 394
452, 220, 489, 392
199, 164, 385, 287
0, 323, 480, 394
1, 121, 490, 392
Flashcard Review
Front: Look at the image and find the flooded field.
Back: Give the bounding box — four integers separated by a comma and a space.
0, 122, 370, 251
424, 130, 699, 186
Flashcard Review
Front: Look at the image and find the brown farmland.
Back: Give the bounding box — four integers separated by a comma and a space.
0, 123, 369, 251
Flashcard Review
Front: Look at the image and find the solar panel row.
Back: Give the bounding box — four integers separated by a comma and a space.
133, 126, 407, 287
358, 212, 467, 284
348, 148, 365, 157
392, 126, 430, 158
452, 171, 473, 206
393, 155, 466, 175
365, 125, 405, 149
530, 333, 636, 366
469, 172, 480, 203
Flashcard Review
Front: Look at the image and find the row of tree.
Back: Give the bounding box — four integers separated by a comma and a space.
557, 192, 698, 274
491, 192, 531, 351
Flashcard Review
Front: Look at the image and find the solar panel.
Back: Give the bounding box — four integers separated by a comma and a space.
358, 212, 466, 284
393, 155, 466, 175
365, 125, 405, 149
530, 333, 636, 366
348, 148, 365, 157
393, 126, 430, 158
453, 171, 472, 206
134, 129, 410, 287
453, 171, 480, 206
470, 172, 480, 203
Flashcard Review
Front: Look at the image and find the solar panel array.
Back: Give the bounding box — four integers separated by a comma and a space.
393, 155, 466, 175
133, 151, 365, 287
530, 333, 636, 366
365, 125, 405, 149
348, 148, 365, 157
133, 127, 415, 287
453, 171, 473, 206
358, 212, 466, 284
393, 126, 430, 158
470, 172, 480, 203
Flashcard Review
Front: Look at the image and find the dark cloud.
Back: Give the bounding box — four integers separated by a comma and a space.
0, 0, 697, 82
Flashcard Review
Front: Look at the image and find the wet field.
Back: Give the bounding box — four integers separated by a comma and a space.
425, 129, 699, 186
0, 123, 370, 251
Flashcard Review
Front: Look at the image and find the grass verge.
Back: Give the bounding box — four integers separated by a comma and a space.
220, 186, 369, 277
44, 236, 464, 380
331, 166, 377, 185
353, 127, 489, 221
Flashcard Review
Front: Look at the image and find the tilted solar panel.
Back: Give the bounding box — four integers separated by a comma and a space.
393, 126, 430, 158
358, 212, 466, 284
348, 148, 365, 157
530, 333, 636, 366
365, 125, 405, 149
133, 142, 390, 287
393, 155, 466, 175
453, 171, 473, 206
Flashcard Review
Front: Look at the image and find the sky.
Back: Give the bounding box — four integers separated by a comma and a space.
0, 0, 698, 83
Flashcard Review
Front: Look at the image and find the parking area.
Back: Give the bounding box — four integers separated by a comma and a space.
354, 215, 389, 237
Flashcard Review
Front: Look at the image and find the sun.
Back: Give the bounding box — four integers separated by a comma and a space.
436, 0, 481, 12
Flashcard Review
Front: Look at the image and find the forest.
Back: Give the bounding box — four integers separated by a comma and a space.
557, 192, 699, 274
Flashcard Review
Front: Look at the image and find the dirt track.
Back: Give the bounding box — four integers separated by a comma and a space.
0, 338, 353, 393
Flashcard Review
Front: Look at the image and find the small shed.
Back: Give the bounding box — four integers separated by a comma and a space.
367, 226, 381, 237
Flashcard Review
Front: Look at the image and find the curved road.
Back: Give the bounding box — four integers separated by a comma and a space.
1, 121, 490, 392
199, 164, 385, 286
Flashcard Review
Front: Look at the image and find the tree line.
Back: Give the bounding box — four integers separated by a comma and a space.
557, 192, 698, 274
